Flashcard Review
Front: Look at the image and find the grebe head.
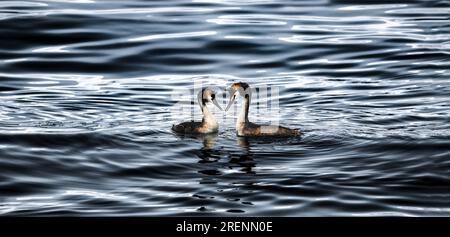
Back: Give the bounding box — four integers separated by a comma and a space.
198, 87, 223, 111
225, 82, 251, 111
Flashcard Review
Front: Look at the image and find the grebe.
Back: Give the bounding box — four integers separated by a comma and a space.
172, 88, 223, 134
225, 82, 301, 137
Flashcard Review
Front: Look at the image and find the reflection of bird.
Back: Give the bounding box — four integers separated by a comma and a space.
201, 134, 218, 150
172, 88, 223, 134
225, 82, 301, 137
196, 134, 220, 163
237, 137, 250, 150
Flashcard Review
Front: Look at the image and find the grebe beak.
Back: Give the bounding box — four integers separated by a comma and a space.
225, 89, 236, 112
212, 97, 223, 111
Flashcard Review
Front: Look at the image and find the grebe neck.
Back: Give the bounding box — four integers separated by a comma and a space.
201, 103, 217, 127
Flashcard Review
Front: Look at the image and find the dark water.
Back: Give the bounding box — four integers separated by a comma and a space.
1, 0, 450, 216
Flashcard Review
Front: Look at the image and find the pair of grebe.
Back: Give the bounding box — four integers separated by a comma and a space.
172, 82, 301, 137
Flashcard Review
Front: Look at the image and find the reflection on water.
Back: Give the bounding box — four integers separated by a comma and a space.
0, 0, 450, 216
195, 134, 256, 174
